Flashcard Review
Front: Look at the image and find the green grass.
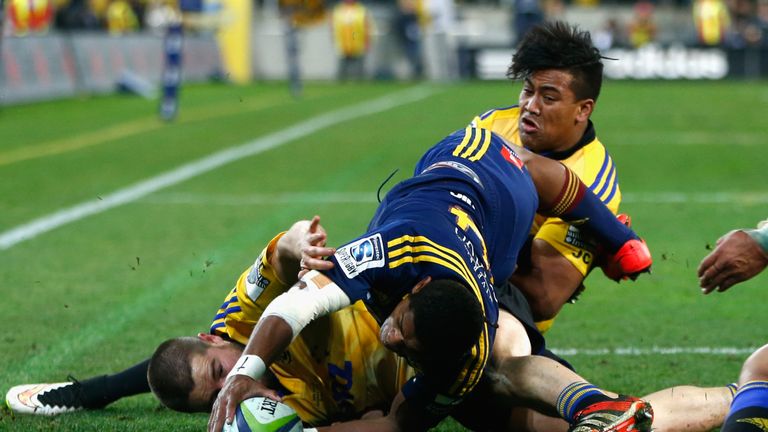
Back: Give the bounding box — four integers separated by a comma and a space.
1, 79, 767, 431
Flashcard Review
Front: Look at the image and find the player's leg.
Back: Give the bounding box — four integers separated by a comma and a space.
517, 148, 650, 279
722, 344, 768, 431
493, 310, 533, 364
490, 355, 652, 432
5, 359, 151, 415
642, 384, 734, 432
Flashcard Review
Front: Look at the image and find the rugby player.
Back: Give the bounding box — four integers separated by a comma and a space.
206, 125, 652, 432
699, 220, 768, 430
471, 21, 636, 335
8, 218, 730, 431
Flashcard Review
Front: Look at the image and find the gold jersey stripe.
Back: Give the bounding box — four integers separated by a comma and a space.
468, 128, 492, 161
451, 127, 475, 157
386, 236, 490, 397
459, 128, 484, 159
387, 236, 482, 311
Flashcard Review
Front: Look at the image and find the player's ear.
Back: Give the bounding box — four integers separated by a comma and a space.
197, 333, 225, 344
411, 276, 432, 294
576, 99, 594, 123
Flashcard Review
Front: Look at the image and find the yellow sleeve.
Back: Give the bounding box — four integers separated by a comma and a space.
209, 232, 291, 345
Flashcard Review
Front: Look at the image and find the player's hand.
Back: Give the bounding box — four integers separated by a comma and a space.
299, 215, 335, 278
698, 230, 768, 294
207, 376, 282, 432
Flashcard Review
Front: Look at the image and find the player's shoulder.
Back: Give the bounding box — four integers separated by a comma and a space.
471, 105, 521, 125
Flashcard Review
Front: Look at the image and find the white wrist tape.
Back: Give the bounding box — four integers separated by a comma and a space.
261, 270, 351, 340
226, 354, 266, 381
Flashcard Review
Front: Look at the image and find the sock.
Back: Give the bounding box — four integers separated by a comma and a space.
541, 166, 637, 253
722, 381, 768, 432
78, 359, 151, 408
556, 382, 611, 422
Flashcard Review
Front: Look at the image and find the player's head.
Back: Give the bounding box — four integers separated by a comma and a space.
508, 21, 603, 153
379, 278, 484, 374
147, 334, 243, 413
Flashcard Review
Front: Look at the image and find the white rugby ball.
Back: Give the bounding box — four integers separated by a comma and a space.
223, 397, 302, 432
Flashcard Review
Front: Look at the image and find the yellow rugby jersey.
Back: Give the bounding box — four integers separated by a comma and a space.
471, 106, 621, 277
210, 233, 414, 425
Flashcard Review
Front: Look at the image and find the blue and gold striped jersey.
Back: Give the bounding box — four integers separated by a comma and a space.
324, 127, 538, 418
209, 233, 414, 425
471, 106, 621, 276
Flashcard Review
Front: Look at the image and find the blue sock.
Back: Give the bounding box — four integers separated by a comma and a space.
542, 166, 637, 253
556, 382, 610, 422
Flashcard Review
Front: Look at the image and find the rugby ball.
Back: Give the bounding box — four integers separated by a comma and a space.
223, 397, 302, 432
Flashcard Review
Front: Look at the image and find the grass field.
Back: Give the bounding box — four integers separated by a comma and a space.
0, 79, 766, 431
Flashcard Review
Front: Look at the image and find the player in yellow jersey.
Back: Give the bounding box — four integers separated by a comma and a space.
147, 219, 414, 425
6, 218, 733, 431
471, 21, 633, 336
6, 218, 414, 425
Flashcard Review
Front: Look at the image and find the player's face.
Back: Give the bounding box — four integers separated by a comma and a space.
379, 298, 424, 369
518, 69, 593, 153
188, 336, 243, 412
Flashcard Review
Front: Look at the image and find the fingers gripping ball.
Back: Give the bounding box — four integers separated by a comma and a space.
223, 397, 302, 432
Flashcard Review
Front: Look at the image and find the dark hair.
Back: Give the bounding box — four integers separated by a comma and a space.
147, 337, 209, 413
409, 279, 484, 375
508, 21, 604, 101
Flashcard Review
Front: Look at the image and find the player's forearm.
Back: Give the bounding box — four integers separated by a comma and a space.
511, 240, 585, 321
238, 316, 294, 369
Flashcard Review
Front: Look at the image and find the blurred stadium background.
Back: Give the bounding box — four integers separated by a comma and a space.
1, 0, 767, 430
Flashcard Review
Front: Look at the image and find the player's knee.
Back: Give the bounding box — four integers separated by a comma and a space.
492, 311, 532, 364
739, 344, 768, 384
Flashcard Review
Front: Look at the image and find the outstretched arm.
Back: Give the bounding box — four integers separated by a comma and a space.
208, 271, 351, 432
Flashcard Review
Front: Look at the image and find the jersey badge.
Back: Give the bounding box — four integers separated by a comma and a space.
336, 234, 385, 279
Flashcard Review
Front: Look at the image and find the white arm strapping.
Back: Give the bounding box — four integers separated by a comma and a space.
260, 270, 351, 341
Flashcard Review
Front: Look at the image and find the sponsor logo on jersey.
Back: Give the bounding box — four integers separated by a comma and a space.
336, 234, 385, 279
564, 225, 595, 250
245, 257, 270, 300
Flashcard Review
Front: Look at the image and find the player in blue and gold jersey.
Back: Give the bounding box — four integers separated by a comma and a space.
209, 126, 654, 432
471, 21, 635, 335
203, 225, 414, 423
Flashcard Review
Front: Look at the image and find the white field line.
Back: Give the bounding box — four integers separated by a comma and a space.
551, 346, 759, 356
0, 86, 437, 250
137, 191, 768, 206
